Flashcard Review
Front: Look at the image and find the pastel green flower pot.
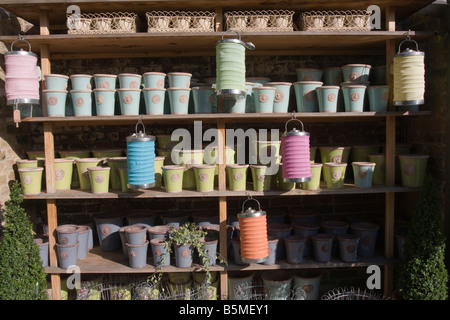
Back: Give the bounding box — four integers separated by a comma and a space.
323, 162, 347, 188
342, 64, 371, 83
118, 73, 142, 89
352, 162, 376, 188
70, 74, 92, 90
277, 163, 295, 191
203, 146, 235, 187
225, 93, 247, 113
106, 157, 128, 190
193, 164, 216, 192
168, 87, 191, 114
253, 86, 276, 113
27, 151, 46, 160
70, 90, 93, 116
192, 86, 215, 113
168, 72, 192, 88
42, 90, 68, 116
319, 146, 351, 164
256, 140, 281, 165
316, 86, 340, 113
87, 166, 111, 194
351, 145, 380, 163
296, 68, 323, 82
143, 88, 166, 115
368, 154, 386, 185
301, 163, 322, 190
250, 165, 272, 191
398, 154, 429, 187
118, 167, 134, 192
94, 88, 116, 116
75, 158, 102, 191
45, 74, 69, 90
54, 158, 74, 190
293, 81, 323, 112
266, 82, 292, 113
323, 67, 344, 86
143, 72, 166, 89
368, 85, 389, 112
226, 164, 248, 191
172, 149, 204, 190
18, 167, 44, 195
93, 74, 117, 89
58, 149, 91, 188
154, 156, 165, 188
117, 88, 141, 115
16, 159, 38, 169
342, 85, 366, 112
162, 165, 184, 193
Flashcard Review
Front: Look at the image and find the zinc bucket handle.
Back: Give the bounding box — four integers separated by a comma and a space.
220, 30, 255, 50
397, 38, 419, 53
241, 197, 261, 212
135, 117, 146, 135
10, 36, 32, 53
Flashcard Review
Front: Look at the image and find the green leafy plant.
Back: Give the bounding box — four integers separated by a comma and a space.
0, 181, 48, 300
396, 175, 448, 300
148, 222, 226, 285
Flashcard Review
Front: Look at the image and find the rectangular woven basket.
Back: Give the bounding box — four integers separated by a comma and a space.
224, 10, 295, 32
146, 11, 216, 32
67, 12, 139, 34
298, 10, 371, 32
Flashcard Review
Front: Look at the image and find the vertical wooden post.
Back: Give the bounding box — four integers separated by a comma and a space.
384, 6, 396, 297
215, 7, 223, 32
39, 11, 51, 115
217, 119, 228, 299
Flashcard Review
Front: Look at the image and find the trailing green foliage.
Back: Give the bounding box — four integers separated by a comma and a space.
396, 175, 448, 300
0, 181, 48, 300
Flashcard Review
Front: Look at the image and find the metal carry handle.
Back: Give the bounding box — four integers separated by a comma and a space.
284, 118, 305, 133
10, 35, 32, 52
241, 196, 261, 212
135, 117, 146, 134
221, 30, 255, 50
397, 39, 419, 53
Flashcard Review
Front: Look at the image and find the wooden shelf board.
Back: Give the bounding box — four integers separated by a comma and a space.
44, 246, 394, 274
25, 183, 418, 200
1, 31, 433, 58
17, 111, 432, 126
1, 0, 435, 26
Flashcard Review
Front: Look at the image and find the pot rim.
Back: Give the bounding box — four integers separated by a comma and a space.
18, 167, 44, 172
70, 74, 92, 78
45, 74, 70, 79
118, 73, 142, 77
351, 161, 376, 166
93, 74, 118, 78
75, 158, 101, 162
143, 71, 166, 76
168, 72, 192, 76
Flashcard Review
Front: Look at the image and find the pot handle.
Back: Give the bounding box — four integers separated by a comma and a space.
397, 31, 419, 53
10, 35, 32, 53
134, 117, 146, 135
221, 30, 255, 50
241, 196, 261, 212
284, 118, 305, 133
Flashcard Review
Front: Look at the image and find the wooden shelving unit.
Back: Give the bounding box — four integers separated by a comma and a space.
1, 0, 434, 300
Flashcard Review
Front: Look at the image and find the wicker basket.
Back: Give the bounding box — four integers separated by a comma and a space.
298, 10, 371, 31
146, 11, 216, 32
225, 10, 295, 32
67, 12, 139, 34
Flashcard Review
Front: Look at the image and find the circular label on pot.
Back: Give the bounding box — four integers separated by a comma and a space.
302, 75, 313, 81
130, 81, 139, 89
327, 93, 336, 102
358, 169, 368, 179
55, 168, 65, 181
171, 173, 181, 182
60, 251, 69, 260
129, 250, 137, 259
157, 79, 164, 88
96, 94, 104, 105
75, 97, 85, 107
363, 236, 372, 247
321, 244, 329, 252
123, 94, 133, 104
82, 169, 89, 179
346, 244, 356, 253
95, 174, 104, 183
332, 170, 342, 179
152, 94, 161, 104
404, 164, 416, 176
234, 172, 243, 181
60, 236, 69, 244
209, 94, 215, 106
332, 155, 342, 163
48, 96, 58, 106
101, 225, 111, 236
349, 72, 360, 81
351, 92, 360, 102
259, 93, 269, 103
302, 284, 313, 294
274, 90, 284, 103
154, 249, 162, 257
100, 81, 110, 89
199, 172, 209, 182
181, 249, 191, 258
23, 175, 32, 185
257, 173, 265, 181
179, 94, 188, 104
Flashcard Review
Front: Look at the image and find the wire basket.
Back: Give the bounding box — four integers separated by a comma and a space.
146, 11, 216, 32
67, 12, 139, 34
321, 287, 391, 300
298, 10, 371, 31
225, 10, 295, 32
76, 276, 134, 300
233, 283, 307, 300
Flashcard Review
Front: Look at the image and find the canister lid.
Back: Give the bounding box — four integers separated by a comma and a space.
238, 206, 267, 218
283, 128, 310, 137
127, 131, 156, 142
